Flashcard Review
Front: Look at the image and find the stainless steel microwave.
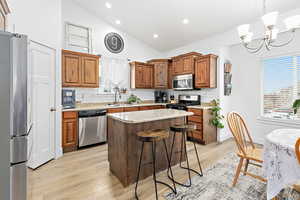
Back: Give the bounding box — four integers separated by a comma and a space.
173, 74, 194, 90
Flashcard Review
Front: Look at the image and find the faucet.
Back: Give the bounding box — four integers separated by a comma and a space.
113, 86, 121, 104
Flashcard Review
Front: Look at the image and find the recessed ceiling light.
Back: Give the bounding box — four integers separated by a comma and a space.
115, 20, 121, 25
105, 2, 112, 8
182, 18, 190, 24
153, 34, 159, 38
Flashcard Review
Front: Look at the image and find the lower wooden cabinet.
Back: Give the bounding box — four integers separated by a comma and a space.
62, 111, 78, 153
108, 105, 165, 113
187, 108, 217, 144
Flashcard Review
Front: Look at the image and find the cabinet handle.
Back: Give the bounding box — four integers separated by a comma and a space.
50, 108, 57, 112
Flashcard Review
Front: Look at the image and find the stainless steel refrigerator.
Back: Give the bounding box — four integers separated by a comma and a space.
0, 31, 30, 200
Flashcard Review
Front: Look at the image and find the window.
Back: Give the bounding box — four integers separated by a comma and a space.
65, 22, 92, 53
263, 55, 300, 120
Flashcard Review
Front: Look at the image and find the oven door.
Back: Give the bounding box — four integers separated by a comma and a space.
173, 74, 194, 90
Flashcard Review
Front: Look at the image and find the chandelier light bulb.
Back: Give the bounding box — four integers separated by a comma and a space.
266, 28, 279, 41
284, 15, 300, 30
237, 24, 250, 37
262, 11, 279, 29
243, 32, 253, 44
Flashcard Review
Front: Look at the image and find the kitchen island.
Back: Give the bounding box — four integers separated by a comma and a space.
107, 109, 193, 187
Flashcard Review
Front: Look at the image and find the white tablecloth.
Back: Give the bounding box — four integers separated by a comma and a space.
263, 129, 300, 200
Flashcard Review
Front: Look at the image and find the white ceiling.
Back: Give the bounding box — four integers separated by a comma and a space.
73, 0, 300, 52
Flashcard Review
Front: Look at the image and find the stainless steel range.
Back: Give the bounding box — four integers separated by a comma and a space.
166, 95, 201, 110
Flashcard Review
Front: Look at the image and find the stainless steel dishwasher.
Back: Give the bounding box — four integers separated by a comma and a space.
78, 109, 107, 147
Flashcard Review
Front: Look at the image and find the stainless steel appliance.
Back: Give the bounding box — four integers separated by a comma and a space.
62, 89, 75, 109
166, 95, 201, 110
78, 109, 107, 147
173, 74, 194, 90
154, 91, 168, 103
0, 31, 30, 200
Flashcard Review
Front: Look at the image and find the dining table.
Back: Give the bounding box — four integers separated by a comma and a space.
263, 129, 300, 200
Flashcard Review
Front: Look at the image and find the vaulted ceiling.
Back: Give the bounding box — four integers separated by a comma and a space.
73, 0, 300, 51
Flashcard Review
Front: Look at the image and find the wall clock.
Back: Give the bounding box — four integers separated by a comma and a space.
104, 32, 124, 54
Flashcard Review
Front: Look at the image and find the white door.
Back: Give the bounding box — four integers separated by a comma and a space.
27, 41, 56, 169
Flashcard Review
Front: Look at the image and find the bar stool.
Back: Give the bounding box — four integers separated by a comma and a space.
135, 129, 177, 200
168, 123, 203, 187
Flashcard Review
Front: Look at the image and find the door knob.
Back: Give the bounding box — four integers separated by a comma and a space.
50, 108, 56, 112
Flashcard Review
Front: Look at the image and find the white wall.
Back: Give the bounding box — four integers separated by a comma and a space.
164, 8, 300, 143
6, 0, 63, 158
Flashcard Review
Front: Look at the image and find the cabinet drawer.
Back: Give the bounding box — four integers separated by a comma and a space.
63, 111, 77, 119
188, 108, 203, 116
107, 108, 124, 113
188, 130, 203, 140
190, 122, 202, 131
124, 107, 139, 112
148, 105, 164, 110
188, 115, 202, 123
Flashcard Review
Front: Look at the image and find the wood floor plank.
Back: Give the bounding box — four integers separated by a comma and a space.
28, 139, 236, 200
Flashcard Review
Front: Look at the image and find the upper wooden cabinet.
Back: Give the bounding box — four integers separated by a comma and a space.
130, 61, 154, 89
172, 52, 202, 75
195, 54, 218, 88
62, 50, 100, 88
147, 59, 171, 89
0, 0, 10, 31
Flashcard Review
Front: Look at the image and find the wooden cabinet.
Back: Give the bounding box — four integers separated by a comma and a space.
139, 105, 163, 110
62, 112, 78, 152
130, 62, 154, 89
172, 52, 202, 75
168, 61, 173, 89
187, 108, 217, 144
107, 108, 124, 113
0, 0, 9, 31
195, 54, 218, 88
124, 107, 139, 112
147, 59, 170, 89
62, 50, 100, 88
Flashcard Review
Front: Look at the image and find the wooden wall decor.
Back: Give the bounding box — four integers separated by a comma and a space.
0, 0, 10, 31
224, 62, 232, 96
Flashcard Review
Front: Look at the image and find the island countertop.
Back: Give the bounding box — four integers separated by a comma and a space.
107, 108, 193, 124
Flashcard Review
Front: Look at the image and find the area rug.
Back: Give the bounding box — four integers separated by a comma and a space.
165, 153, 300, 200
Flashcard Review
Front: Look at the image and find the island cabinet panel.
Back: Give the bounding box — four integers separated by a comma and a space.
62, 50, 100, 88
62, 112, 78, 153
195, 54, 218, 88
187, 108, 217, 144
130, 62, 154, 89
172, 52, 202, 75
107, 117, 185, 187
147, 59, 171, 89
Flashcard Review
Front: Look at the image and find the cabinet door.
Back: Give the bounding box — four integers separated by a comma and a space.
144, 66, 153, 88
173, 59, 183, 75
62, 53, 82, 87
182, 56, 194, 74
168, 62, 173, 89
62, 112, 78, 152
135, 65, 145, 88
195, 58, 210, 88
154, 63, 168, 88
81, 56, 99, 87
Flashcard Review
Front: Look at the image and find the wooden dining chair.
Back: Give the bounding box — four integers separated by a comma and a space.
294, 138, 300, 192
227, 112, 266, 187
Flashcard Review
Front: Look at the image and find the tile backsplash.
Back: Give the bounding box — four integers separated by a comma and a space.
66, 87, 218, 104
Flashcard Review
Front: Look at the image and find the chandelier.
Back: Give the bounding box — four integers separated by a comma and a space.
237, 0, 300, 53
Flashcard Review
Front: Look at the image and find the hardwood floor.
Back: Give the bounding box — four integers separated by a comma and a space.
28, 139, 236, 200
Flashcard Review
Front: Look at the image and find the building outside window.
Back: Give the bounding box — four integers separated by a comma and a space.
263, 54, 300, 120
65, 22, 92, 53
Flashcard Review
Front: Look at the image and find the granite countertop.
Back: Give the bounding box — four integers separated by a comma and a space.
107, 109, 193, 124
62, 102, 167, 112
187, 105, 213, 109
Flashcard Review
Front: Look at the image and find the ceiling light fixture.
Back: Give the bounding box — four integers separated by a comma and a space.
115, 20, 121, 25
105, 2, 112, 9
182, 18, 189, 24
237, 0, 300, 53
153, 34, 159, 39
